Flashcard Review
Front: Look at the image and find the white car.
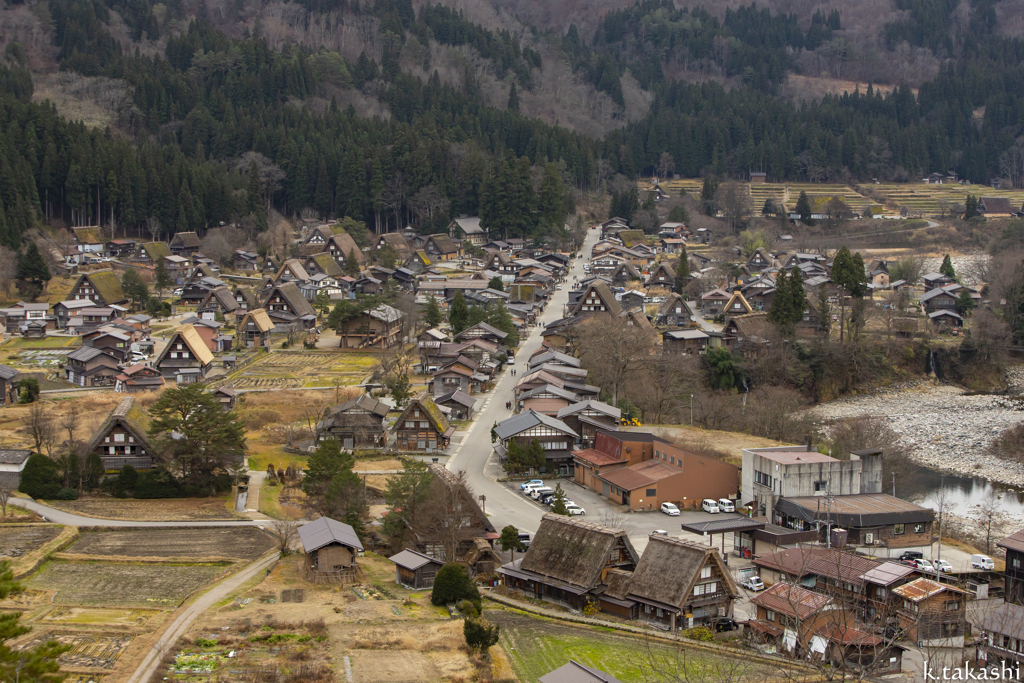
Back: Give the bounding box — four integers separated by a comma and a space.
660, 502, 680, 516
741, 576, 765, 591
565, 504, 586, 516
934, 559, 953, 573
520, 479, 543, 491
718, 498, 735, 513
913, 559, 935, 572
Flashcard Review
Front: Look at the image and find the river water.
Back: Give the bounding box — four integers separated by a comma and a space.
900, 462, 1024, 518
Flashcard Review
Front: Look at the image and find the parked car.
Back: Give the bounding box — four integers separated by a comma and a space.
972, 554, 995, 570
530, 487, 553, 500
520, 479, 543, 491
521, 483, 545, 495
702, 499, 720, 514
652, 530, 669, 537
660, 502, 680, 516
934, 559, 953, 573
565, 504, 586, 516
518, 533, 531, 549
717, 498, 735, 513
899, 550, 924, 563
556, 284, 562, 290
741, 576, 765, 591
709, 617, 738, 632
172, 288, 184, 297
912, 558, 934, 572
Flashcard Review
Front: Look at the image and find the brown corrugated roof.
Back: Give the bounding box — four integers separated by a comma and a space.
572, 448, 626, 467
893, 577, 968, 602
999, 529, 1024, 554
751, 582, 832, 620
599, 459, 682, 491
753, 547, 880, 585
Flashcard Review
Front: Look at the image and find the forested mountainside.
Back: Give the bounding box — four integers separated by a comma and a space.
4, 0, 1024, 244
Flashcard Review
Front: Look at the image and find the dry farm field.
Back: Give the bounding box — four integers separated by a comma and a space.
64, 528, 275, 561
226, 350, 379, 390
47, 496, 240, 521
27, 561, 228, 608
0, 525, 63, 558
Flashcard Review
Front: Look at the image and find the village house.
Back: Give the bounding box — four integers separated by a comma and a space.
317, 394, 389, 449
742, 445, 884, 519
68, 270, 128, 307
893, 578, 969, 648
153, 324, 215, 383
196, 286, 240, 321
574, 430, 738, 511
616, 290, 643, 311
298, 517, 363, 584
324, 233, 365, 268
131, 241, 172, 267
455, 321, 509, 346
922, 272, 956, 290
920, 285, 958, 314
114, 363, 165, 393
389, 549, 445, 589
72, 226, 107, 258
978, 197, 1019, 218
0, 366, 19, 405
976, 602, 1024, 670
646, 262, 676, 290
434, 390, 477, 421
237, 308, 274, 349
374, 233, 412, 261
498, 514, 640, 611
448, 217, 488, 245
53, 299, 96, 329
773, 494, 935, 554
614, 535, 739, 630
750, 582, 845, 658
722, 291, 755, 320
391, 393, 453, 452
303, 252, 345, 280
700, 288, 731, 317
262, 281, 319, 329
0, 450, 34, 489
999, 529, 1024, 606
555, 400, 620, 448
179, 276, 227, 306
85, 329, 132, 363
431, 356, 489, 395
336, 304, 404, 349
518, 384, 579, 416
168, 231, 202, 257
569, 282, 622, 318
233, 249, 259, 271
608, 263, 642, 288
493, 410, 580, 475
423, 234, 461, 261
662, 329, 709, 355
214, 387, 237, 410
654, 294, 692, 328
64, 346, 121, 387
86, 395, 156, 469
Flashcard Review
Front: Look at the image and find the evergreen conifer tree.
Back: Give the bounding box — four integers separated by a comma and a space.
449, 291, 469, 335
507, 81, 520, 112
424, 295, 443, 328
940, 254, 956, 279
15, 242, 50, 301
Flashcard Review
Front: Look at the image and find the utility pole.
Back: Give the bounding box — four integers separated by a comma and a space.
892, 472, 896, 497
690, 394, 693, 427
936, 476, 944, 582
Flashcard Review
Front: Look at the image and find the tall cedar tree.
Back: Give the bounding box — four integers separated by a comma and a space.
154, 259, 173, 296
795, 191, 813, 223
148, 383, 247, 489
15, 242, 50, 300
498, 525, 525, 562
345, 248, 361, 276
674, 246, 690, 293
303, 438, 367, 537
449, 291, 469, 334
550, 483, 569, 515
507, 81, 520, 112
956, 288, 975, 316
767, 267, 805, 335
383, 460, 435, 548
487, 276, 504, 292
964, 195, 979, 219
424, 295, 443, 328
831, 246, 868, 341
940, 254, 956, 279
121, 268, 149, 309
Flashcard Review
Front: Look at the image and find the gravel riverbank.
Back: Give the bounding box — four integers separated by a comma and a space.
808, 368, 1024, 487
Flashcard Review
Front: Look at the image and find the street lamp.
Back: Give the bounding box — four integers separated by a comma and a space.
690, 394, 693, 427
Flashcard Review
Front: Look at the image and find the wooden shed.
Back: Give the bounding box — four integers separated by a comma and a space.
389, 548, 444, 589
298, 517, 363, 584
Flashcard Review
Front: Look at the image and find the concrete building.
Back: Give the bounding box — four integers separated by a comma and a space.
742, 446, 883, 519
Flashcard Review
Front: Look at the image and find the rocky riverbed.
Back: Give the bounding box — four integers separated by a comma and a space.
809, 367, 1024, 486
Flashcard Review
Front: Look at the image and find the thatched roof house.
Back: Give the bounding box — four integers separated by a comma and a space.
153, 324, 215, 382
622, 535, 739, 631
498, 514, 639, 610
86, 396, 155, 469
68, 270, 127, 307
317, 394, 389, 449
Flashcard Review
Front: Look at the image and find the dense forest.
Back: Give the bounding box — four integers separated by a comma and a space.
5, 0, 1024, 244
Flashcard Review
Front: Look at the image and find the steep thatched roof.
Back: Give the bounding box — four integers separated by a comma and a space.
157, 324, 215, 366
239, 308, 274, 333
170, 231, 201, 248
307, 252, 345, 278
520, 514, 638, 591
427, 234, 459, 254
626, 536, 738, 608
602, 568, 634, 600
85, 396, 154, 455
73, 226, 105, 244
570, 281, 622, 317
391, 393, 451, 437
77, 270, 126, 305
327, 233, 365, 263
235, 286, 259, 309
142, 242, 172, 261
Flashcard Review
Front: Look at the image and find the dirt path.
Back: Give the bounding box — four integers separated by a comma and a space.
124, 551, 279, 683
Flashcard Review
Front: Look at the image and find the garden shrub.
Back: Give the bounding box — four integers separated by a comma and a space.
55, 488, 78, 500
18, 454, 60, 499
431, 564, 482, 612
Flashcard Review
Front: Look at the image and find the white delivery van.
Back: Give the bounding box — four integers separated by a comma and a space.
718, 498, 735, 513
971, 554, 995, 570
702, 499, 720, 514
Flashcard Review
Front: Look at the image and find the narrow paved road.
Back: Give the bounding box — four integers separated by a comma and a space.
8, 497, 263, 527
125, 550, 280, 683
446, 227, 600, 538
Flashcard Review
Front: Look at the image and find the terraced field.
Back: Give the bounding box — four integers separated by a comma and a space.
67, 528, 275, 560
227, 349, 379, 389
28, 561, 226, 607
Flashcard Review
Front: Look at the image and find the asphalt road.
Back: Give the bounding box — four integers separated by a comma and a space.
8, 497, 264, 527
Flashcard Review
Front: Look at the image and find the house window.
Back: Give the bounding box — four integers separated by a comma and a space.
670, 456, 675, 464
700, 566, 712, 580
646, 488, 656, 497
914, 524, 925, 533
1014, 558, 1021, 569
944, 601, 960, 611
893, 524, 905, 535
766, 610, 776, 622
114, 433, 124, 443
814, 481, 827, 492
877, 587, 887, 598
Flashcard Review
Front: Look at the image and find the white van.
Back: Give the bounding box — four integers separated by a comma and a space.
522, 483, 544, 495
702, 499, 720, 514
530, 486, 554, 500
718, 498, 735, 513
972, 554, 995, 570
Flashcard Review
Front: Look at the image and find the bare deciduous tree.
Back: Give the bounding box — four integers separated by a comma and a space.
267, 519, 300, 554
27, 402, 56, 456
0, 484, 11, 517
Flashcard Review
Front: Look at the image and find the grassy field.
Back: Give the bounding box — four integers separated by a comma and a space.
226, 349, 379, 390
28, 561, 227, 607
65, 528, 275, 560
490, 609, 762, 683
3, 337, 81, 349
